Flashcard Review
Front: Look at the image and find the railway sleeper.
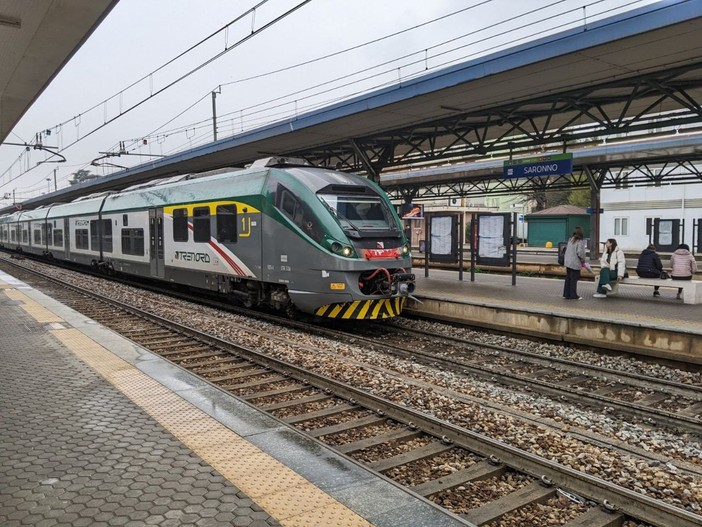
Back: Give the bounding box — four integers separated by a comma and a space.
678, 400, 702, 417
260, 393, 333, 412
220, 374, 287, 391
207, 367, 268, 383
336, 427, 422, 454
283, 402, 358, 424
177, 354, 236, 367
463, 480, 556, 526
635, 392, 671, 407
307, 414, 388, 438
561, 506, 624, 527
411, 460, 507, 498
370, 441, 453, 472
237, 383, 308, 401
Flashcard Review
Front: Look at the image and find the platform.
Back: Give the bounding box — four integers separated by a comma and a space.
0, 270, 469, 527
407, 269, 702, 364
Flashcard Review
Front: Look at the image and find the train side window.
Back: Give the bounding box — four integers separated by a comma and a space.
216, 205, 237, 243
34, 229, 41, 244
46, 224, 52, 245
90, 220, 99, 250
22, 228, 28, 243
121, 228, 145, 256
123, 214, 128, 226
173, 208, 188, 241
193, 207, 211, 243
54, 230, 63, 247
102, 219, 113, 253
75, 229, 89, 250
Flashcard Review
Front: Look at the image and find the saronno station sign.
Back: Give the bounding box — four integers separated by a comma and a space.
503, 153, 573, 178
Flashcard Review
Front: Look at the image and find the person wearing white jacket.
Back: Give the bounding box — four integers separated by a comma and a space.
594, 238, 626, 298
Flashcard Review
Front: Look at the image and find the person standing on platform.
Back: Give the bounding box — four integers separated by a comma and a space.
594, 238, 626, 298
635, 243, 663, 296
670, 243, 697, 300
563, 226, 587, 300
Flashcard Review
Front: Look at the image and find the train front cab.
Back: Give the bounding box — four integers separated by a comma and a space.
264, 166, 415, 320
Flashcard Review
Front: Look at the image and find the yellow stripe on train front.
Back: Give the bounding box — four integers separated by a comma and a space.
315, 298, 406, 319
371, 300, 384, 319
356, 300, 371, 319
342, 301, 361, 319
329, 304, 345, 318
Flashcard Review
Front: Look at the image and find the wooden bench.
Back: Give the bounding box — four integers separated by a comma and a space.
594, 275, 702, 304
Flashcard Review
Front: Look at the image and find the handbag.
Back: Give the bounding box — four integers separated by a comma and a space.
660, 271, 670, 279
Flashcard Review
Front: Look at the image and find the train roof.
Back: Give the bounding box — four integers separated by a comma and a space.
1, 158, 379, 220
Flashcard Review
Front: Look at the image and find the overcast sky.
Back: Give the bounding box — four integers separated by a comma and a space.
0, 0, 661, 203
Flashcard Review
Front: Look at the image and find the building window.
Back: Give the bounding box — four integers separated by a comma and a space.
173, 208, 188, 242
614, 217, 629, 236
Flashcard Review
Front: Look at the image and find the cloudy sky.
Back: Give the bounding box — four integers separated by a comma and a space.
0, 0, 660, 203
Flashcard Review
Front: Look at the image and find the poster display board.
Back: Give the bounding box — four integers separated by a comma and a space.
476, 213, 510, 266
653, 219, 680, 252
429, 214, 458, 263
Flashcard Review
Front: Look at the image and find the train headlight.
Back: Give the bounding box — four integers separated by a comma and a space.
401, 243, 410, 255
342, 246, 353, 257
331, 242, 342, 253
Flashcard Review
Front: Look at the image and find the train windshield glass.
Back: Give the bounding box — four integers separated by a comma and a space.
318, 193, 393, 232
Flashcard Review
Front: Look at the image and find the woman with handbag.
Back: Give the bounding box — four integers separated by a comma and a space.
562, 226, 587, 300
670, 243, 698, 300
594, 238, 626, 298
635, 244, 663, 296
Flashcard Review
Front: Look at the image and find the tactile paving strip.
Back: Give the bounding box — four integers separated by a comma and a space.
6, 284, 373, 527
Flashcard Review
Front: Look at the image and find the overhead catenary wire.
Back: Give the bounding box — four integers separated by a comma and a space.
0, 0, 310, 188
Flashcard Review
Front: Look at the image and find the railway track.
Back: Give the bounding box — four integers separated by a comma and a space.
339, 322, 702, 439
2, 256, 701, 527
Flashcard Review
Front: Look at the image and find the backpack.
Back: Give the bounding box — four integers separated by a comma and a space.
558, 244, 566, 266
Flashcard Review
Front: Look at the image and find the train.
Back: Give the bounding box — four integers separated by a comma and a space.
0, 157, 415, 320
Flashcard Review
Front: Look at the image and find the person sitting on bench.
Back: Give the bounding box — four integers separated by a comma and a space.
635, 244, 663, 297
670, 243, 698, 300
594, 238, 626, 298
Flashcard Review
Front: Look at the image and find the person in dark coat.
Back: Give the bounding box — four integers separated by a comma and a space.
635, 244, 663, 296
562, 226, 587, 300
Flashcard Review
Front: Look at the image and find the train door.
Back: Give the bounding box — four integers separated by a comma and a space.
149, 208, 164, 278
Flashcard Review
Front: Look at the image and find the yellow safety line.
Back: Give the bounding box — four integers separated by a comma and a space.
3, 285, 372, 527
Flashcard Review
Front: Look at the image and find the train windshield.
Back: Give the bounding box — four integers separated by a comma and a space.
318, 192, 396, 234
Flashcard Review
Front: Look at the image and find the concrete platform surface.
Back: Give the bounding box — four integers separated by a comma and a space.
0, 270, 469, 527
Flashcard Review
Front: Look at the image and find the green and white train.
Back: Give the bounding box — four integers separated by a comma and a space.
0, 157, 415, 320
